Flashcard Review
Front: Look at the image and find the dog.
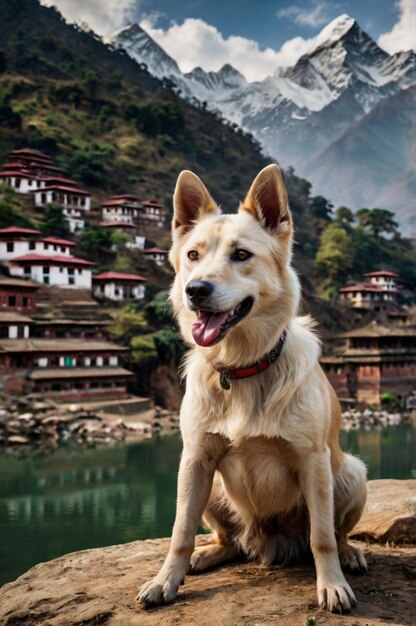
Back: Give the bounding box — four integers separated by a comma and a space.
138, 164, 367, 613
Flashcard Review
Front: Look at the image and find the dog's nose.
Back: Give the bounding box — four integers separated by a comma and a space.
186, 280, 214, 304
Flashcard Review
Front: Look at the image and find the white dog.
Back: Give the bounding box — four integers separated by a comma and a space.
138, 164, 367, 613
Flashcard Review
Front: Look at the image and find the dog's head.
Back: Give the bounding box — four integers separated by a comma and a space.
169, 164, 300, 363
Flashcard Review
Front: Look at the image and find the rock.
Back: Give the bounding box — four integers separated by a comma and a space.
1, 480, 416, 625
7, 435, 29, 444
1, 538, 415, 626
351, 479, 416, 543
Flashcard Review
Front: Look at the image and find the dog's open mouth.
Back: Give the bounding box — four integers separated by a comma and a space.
191, 297, 253, 347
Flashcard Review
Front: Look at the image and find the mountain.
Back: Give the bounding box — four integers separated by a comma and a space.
303, 85, 416, 233
0, 0, 268, 213
111, 15, 416, 233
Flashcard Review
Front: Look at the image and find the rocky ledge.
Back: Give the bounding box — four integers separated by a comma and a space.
1, 480, 415, 626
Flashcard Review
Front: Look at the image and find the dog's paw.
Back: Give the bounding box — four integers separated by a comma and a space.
137, 577, 180, 606
318, 580, 356, 613
339, 543, 368, 575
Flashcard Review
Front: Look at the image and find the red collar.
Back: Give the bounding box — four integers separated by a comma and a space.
214, 331, 287, 390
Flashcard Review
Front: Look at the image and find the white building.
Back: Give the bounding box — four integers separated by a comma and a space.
0, 226, 42, 260
143, 247, 168, 266
92, 271, 147, 302
32, 184, 91, 232
0, 170, 44, 194
0, 228, 76, 260
9, 254, 95, 289
101, 195, 139, 224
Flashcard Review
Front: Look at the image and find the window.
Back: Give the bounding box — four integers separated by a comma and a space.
8, 296, 16, 307
29, 241, 35, 250
22, 297, 29, 307
6, 242, 14, 253
15, 178, 21, 189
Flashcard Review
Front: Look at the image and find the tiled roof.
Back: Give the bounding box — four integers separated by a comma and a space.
34, 184, 90, 195
337, 322, 416, 338
0, 312, 33, 323
93, 271, 147, 282
10, 254, 94, 266
143, 247, 168, 254
364, 270, 399, 277
0, 226, 41, 235
0, 339, 127, 352
37, 237, 76, 247
29, 366, 134, 380
0, 277, 39, 288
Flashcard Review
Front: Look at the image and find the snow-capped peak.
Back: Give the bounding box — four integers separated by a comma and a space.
315, 13, 356, 47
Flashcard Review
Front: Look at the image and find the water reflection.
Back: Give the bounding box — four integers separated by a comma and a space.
1, 426, 415, 586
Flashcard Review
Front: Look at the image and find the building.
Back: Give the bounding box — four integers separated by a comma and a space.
0, 312, 32, 339
143, 247, 168, 266
140, 200, 166, 227
32, 184, 91, 232
321, 321, 416, 406
0, 338, 133, 399
33, 319, 109, 340
0, 149, 90, 232
101, 195, 140, 224
0, 229, 76, 260
0, 226, 42, 260
9, 254, 95, 289
0, 277, 38, 314
0, 148, 64, 192
92, 271, 147, 302
339, 270, 399, 310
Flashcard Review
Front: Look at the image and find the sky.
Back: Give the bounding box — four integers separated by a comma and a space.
41, 0, 416, 81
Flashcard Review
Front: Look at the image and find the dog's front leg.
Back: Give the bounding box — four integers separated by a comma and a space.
299, 446, 356, 613
138, 448, 215, 606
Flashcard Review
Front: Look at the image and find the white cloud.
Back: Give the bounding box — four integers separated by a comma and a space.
139, 17, 322, 81
40, 0, 137, 35
277, 2, 331, 28
378, 0, 416, 53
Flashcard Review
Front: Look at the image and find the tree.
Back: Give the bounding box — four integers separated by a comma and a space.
310, 195, 333, 220
41, 204, 71, 237
335, 206, 354, 227
356, 208, 399, 239
78, 226, 113, 261
316, 223, 355, 297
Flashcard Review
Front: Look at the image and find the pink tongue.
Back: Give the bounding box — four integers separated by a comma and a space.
192, 311, 230, 347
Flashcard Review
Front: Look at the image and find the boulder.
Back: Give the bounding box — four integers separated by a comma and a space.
351, 479, 416, 544
1, 480, 416, 626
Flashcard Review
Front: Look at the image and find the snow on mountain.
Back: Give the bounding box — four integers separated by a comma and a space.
110, 16, 416, 231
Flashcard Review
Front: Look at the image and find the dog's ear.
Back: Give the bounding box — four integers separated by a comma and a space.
173, 170, 219, 234
241, 164, 291, 234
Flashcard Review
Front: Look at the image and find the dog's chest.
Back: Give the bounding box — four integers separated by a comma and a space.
216, 435, 301, 516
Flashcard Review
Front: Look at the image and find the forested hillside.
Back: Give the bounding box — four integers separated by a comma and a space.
0, 0, 414, 328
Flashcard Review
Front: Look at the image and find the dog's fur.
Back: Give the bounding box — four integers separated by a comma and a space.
138, 164, 367, 613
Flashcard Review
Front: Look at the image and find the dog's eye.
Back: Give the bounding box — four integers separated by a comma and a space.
231, 249, 252, 262
187, 249, 199, 261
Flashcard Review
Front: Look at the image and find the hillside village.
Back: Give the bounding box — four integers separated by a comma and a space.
0, 147, 173, 406
0, 147, 415, 412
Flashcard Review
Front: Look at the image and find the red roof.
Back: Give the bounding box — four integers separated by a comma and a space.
93, 271, 147, 282
339, 283, 385, 293
40, 177, 79, 186
10, 148, 49, 156
0, 226, 41, 236
100, 221, 135, 228
101, 199, 137, 207
34, 185, 90, 195
1, 162, 33, 169
364, 270, 398, 278
0, 170, 37, 179
142, 200, 163, 207
10, 254, 94, 266
37, 237, 76, 247
144, 247, 168, 254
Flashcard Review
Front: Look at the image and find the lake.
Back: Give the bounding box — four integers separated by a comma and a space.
1, 425, 415, 586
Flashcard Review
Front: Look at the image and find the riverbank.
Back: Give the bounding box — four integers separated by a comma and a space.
0, 393, 179, 448
1, 479, 415, 626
